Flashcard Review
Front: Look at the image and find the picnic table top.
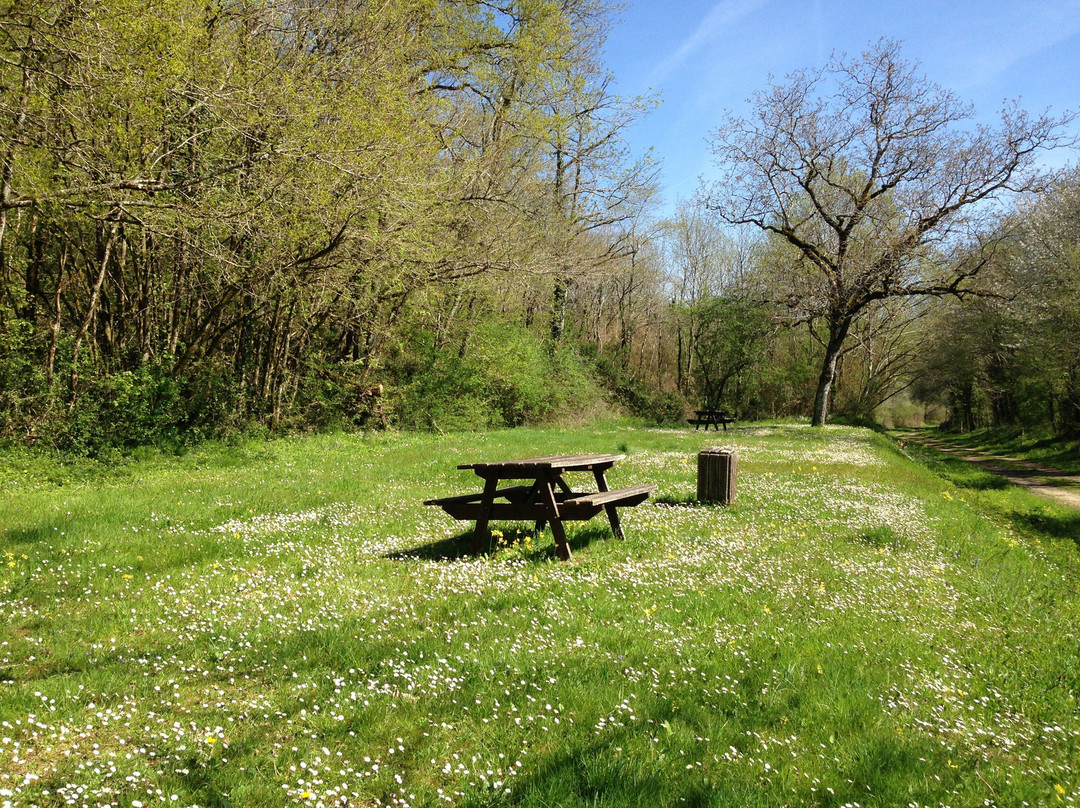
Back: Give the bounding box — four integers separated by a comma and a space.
458, 453, 625, 475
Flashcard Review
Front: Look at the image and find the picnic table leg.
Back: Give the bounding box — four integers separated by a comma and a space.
471, 476, 499, 555
539, 473, 571, 561
593, 469, 625, 540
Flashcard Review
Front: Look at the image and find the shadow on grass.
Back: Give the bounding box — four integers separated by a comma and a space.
850, 525, 912, 552
654, 493, 698, 506
3, 520, 69, 547
178, 757, 236, 808
916, 453, 1011, 490
955, 472, 1012, 491
471, 729, 714, 808
385, 529, 480, 561
386, 522, 617, 562
654, 493, 737, 509
1008, 508, 1080, 547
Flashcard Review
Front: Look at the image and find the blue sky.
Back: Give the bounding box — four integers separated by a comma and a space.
602, 0, 1080, 213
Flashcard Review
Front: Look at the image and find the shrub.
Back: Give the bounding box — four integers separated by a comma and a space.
384, 322, 607, 431
586, 347, 686, 425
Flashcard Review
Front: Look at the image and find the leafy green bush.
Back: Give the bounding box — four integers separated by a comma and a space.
0, 318, 73, 447
61, 362, 186, 454
385, 322, 607, 431
0, 317, 204, 455
586, 346, 686, 425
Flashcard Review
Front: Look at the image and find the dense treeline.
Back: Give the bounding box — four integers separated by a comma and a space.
914, 168, 1080, 436
1, 5, 1076, 453
0, 0, 661, 450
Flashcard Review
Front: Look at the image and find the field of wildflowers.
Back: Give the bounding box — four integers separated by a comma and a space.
2, 424, 1079, 807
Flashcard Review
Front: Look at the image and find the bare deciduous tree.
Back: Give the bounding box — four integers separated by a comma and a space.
701, 38, 1075, 426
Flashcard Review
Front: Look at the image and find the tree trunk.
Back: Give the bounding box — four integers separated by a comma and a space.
676, 325, 684, 392
1064, 363, 1080, 438
811, 318, 852, 427
69, 222, 119, 409
46, 246, 67, 383
550, 276, 567, 344
21, 211, 42, 322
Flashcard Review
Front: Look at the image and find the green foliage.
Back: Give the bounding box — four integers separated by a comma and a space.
0, 314, 223, 454
386, 322, 606, 431
686, 295, 775, 411
293, 357, 382, 432
0, 0, 648, 450
62, 363, 187, 454
0, 316, 51, 438
910, 169, 1080, 437
738, 330, 819, 420
586, 345, 687, 424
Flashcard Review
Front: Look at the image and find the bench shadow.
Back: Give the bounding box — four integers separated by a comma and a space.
385, 523, 618, 562
385, 529, 480, 561
563, 524, 614, 556
654, 493, 699, 506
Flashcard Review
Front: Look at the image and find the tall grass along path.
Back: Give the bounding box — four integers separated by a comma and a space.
897, 429, 1080, 511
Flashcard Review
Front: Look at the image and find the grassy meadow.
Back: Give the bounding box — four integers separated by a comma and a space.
2, 424, 1080, 807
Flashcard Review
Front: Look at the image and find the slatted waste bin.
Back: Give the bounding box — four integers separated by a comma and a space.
697, 448, 737, 504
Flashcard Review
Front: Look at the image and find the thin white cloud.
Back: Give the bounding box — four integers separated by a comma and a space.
647, 0, 771, 87
946, 2, 1080, 95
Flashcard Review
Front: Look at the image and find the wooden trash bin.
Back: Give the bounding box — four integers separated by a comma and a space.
697, 448, 737, 504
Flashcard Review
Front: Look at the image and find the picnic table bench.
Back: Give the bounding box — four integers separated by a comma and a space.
687, 409, 736, 431
425, 454, 656, 561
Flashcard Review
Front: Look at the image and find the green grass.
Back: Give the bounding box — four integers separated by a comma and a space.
2, 424, 1079, 807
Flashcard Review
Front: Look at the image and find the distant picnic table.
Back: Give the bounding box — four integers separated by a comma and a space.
425, 454, 656, 561
687, 409, 736, 432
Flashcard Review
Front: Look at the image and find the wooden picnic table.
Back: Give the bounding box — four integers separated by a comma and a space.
425, 454, 656, 561
688, 409, 736, 431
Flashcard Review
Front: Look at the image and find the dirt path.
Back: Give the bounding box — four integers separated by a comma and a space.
896, 430, 1080, 511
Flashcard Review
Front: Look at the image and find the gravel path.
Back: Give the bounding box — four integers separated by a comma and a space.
897, 431, 1080, 511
